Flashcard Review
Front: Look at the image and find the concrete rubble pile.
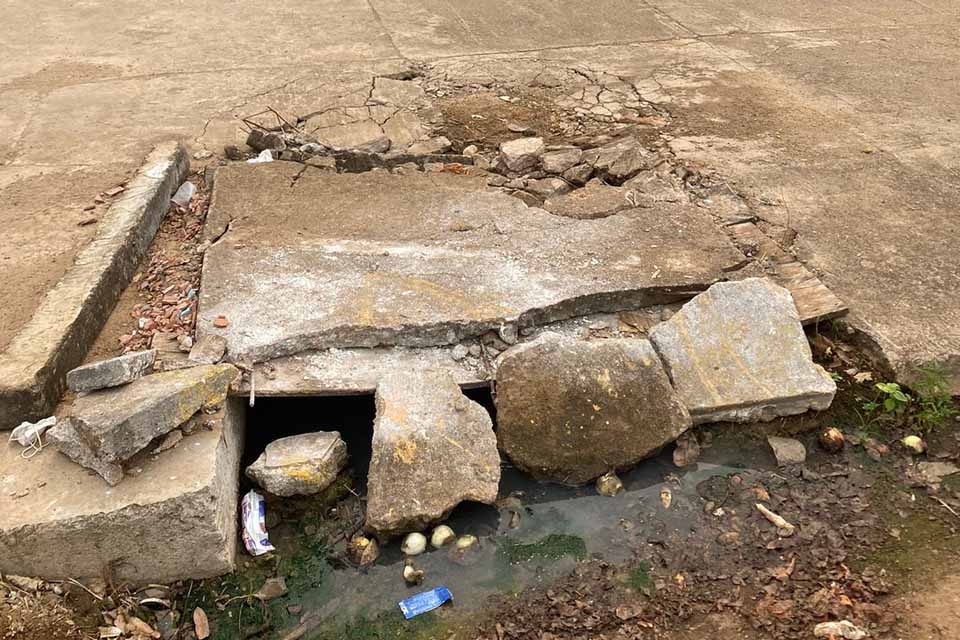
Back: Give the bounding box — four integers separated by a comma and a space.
48, 357, 238, 485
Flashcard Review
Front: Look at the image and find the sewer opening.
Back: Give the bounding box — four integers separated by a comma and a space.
242, 386, 497, 495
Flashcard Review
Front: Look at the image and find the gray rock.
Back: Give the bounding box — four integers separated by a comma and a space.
767, 436, 807, 465
48, 364, 239, 484
649, 278, 836, 424
407, 137, 452, 155
450, 344, 470, 361
188, 334, 228, 365
66, 350, 156, 393
496, 333, 692, 484
584, 137, 649, 181
462, 145, 479, 156
916, 461, 959, 486
246, 432, 348, 497
542, 148, 583, 174
525, 177, 572, 199
562, 163, 594, 186
499, 137, 545, 173
365, 370, 500, 537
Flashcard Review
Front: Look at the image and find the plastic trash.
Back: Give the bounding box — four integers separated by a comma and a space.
240, 490, 275, 556
247, 149, 274, 164
398, 586, 452, 619
9, 416, 56, 459
171, 181, 196, 207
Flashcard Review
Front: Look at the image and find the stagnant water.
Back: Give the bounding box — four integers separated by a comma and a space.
239, 395, 770, 630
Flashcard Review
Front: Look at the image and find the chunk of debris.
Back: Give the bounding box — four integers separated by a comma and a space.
819, 427, 845, 452
255, 577, 288, 602
672, 431, 700, 468
403, 562, 425, 585
813, 620, 868, 639
407, 136, 451, 155
543, 179, 632, 220
188, 334, 228, 365
499, 137, 545, 173
364, 370, 500, 537
916, 461, 959, 487
767, 436, 807, 466
48, 364, 238, 485
245, 431, 347, 497
756, 503, 796, 537
348, 536, 380, 566
541, 148, 583, 174
495, 333, 692, 485
66, 350, 156, 393
596, 471, 624, 497
649, 278, 836, 423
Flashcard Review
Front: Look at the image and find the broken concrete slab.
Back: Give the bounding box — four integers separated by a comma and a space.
48, 364, 238, 484
0, 142, 189, 429
649, 278, 836, 424
235, 346, 489, 397
246, 431, 348, 497
768, 436, 807, 466
66, 349, 156, 393
365, 370, 499, 538
495, 333, 692, 485
542, 148, 583, 174
199, 166, 746, 365
188, 334, 227, 365
499, 137, 545, 172
0, 399, 244, 585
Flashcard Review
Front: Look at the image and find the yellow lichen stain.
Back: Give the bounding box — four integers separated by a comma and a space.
360, 272, 513, 320
596, 368, 619, 398
284, 466, 324, 483
592, 403, 602, 412
394, 439, 417, 464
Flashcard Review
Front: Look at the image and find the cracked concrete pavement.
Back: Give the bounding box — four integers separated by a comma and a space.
1, 0, 958, 388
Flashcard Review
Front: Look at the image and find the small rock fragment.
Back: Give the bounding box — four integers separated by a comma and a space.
401, 532, 427, 556
407, 137, 451, 155
767, 436, 807, 466
193, 608, 210, 640
917, 461, 959, 486
450, 344, 469, 361
813, 620, 868, 639
499, 137, 545, 173
66, 350, 157, 393
819, 427, 845, 453
354, 135, 391, 153
189, 334, 228, 365
596, 471, 624, 497
541, 148, 583, 174
153, 429, 183, 454
562, 163, 594, 185
246, 432, 348, 497
213, 315, 229, 328
255, 577, 288, 602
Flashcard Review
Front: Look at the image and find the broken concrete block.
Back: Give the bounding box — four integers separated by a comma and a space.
0, 399, 244, 585
246, 432, 348, 497
496, 333, 692, 485
541, 148, 582, 174
767, 436, 807, 466
499, 137, 545, 173
66, 350, 156, 393
406, 136, 451, 155
525, 177, 572, 199
188, 334, 228, 365
562, 163, 594, 185
48, 364, 239, 484
365, 370, 500, 537
649, 278, 836, 424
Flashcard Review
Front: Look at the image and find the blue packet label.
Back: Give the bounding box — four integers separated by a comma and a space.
398, 586, 452, 619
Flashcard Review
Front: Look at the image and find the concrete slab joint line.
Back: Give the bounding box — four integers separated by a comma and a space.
0, 142, 189, 430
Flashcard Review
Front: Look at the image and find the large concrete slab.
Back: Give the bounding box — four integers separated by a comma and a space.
0, 398, 244, 585
198, 164, 745, 365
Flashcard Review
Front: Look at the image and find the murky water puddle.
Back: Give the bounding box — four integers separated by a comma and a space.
287, 453, 748, 624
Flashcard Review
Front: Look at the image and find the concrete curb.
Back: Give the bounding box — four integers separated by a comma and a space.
0, 142, 189, 429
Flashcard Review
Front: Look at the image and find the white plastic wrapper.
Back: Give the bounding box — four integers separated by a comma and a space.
9, 416, 56, 458
240, 490, 275, 556
246, 149, 273, 164
171, 181, 196, 207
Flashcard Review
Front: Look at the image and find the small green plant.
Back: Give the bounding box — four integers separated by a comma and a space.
625, 561, 654, 594
830, 371, 843, 382
913, 363, 957, 431
863, 382, 911, 415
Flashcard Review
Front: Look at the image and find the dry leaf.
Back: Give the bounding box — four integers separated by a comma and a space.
125, 616, 160, 639
770, 556, 796, 581
194, 607, 210, 640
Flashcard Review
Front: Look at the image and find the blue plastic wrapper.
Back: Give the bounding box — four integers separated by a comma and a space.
398, 586, 453, 619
